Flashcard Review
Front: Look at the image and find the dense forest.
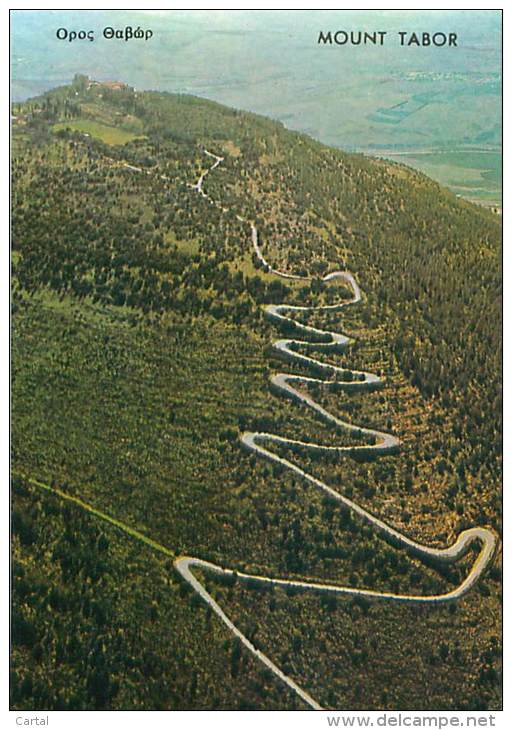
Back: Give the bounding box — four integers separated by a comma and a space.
11, 75, 501, 710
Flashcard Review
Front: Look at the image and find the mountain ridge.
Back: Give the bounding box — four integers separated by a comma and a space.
11, 78, 502, 711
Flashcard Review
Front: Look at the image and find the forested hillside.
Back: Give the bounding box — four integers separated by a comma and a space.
11, 76, 501, 710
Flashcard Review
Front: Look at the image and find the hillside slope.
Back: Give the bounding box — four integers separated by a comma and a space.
11, 77, 501, 710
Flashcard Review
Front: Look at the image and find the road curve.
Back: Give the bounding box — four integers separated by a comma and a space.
163, 150, 496, 710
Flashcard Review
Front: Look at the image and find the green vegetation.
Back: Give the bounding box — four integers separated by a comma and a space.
11, 78, 501, 710
12, 475, 298, 710
52, 119, 143, 146
382, 151, 502, 205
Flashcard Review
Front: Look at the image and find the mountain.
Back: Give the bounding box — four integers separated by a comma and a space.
11, 78, 501, 711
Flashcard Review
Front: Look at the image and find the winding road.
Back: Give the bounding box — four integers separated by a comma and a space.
173, 149, 498, 710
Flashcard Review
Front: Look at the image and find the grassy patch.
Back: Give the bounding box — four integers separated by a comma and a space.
53, 119, 143, 145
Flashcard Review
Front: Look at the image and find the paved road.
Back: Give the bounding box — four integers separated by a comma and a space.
131, 148, 497, 710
